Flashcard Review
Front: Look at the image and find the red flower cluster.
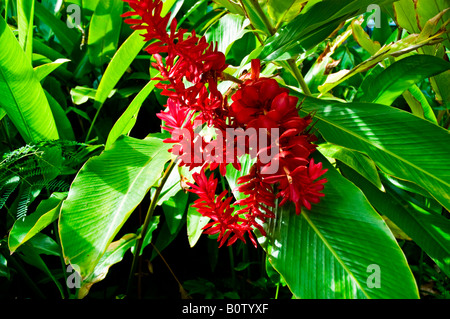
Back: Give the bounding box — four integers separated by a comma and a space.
122, 0, 327, 247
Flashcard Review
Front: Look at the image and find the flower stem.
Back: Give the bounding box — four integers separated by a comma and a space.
221, 72, 244, 85
287, 59, 312, 97
126, 159, 177, 296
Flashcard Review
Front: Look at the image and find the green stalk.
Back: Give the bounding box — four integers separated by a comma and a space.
126, 159, 176, 295
54, 221, 69, 299
228, 245, 236, 287
84, 102, 102, 143
287, 59, 312, 97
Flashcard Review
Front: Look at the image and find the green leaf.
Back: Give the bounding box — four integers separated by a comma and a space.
17, 0, 34, 61
139, 216, 160, 255
87, 0, 124, 67
34, 1, 80, 54
363, 55, 450, 106
318, 35, 445, 94
105, 79, 158, 150
187, 204, 210, 248
294, 93, 450, 213
0, 107, 6, 121
0, 253, 9, 279
8, 192, 67, 254
205, 13, 249, 56
239, 0, 272, 36
86, 29, 147, 140
259, 0, 397, 61
260, 153, 419, 299
318, 143, 383, 191
71, 86, 112, 105
341, 163, 450, 277
78, 233, 138, 298
151, 191, 188, 260
351, 20, 381, 56
59, 135, 171, 278
34, 58, 71, 82
0, 16, 59, 143
44, 91, 76, 141
212, 0, 245, 15
18, 239, 65, 298
403, 84, 438, 124
90, 0, 176, 120
267, 0, 306, 27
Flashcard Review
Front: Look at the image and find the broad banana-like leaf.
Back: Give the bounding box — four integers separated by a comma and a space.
294, 93, 450, 212
259, 154, 419, 298
59, 136, 171, 278
0, 16, 59, 143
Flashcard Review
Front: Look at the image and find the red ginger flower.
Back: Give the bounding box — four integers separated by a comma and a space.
187, 168, 252, 247
123, 0, 328, 247
231, 60, 328, 216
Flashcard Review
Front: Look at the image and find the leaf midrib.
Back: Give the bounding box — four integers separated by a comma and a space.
300, 210, 371, 299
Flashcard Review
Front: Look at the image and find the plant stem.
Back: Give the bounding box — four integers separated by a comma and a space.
221, 72, 244, 85
287, 59, 312, 97
84, 102, 103, 143
54, 221, 69, 299
126, 159, 176, 296
228, 245, 236, 287
275, 282, 280, 299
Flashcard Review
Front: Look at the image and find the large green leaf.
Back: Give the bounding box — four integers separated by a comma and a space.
340, 163, 450, 277
0, 16, 59, 143
59, 136, 171, 278
105, 79, 158, 150
363, 54, 450, 106
259, 153, 419, 299
86, 29, 147, 140
87, 0, 124, 67
318, 143, 383, 190
294, 93, 450, 212
89, 0, 176, 123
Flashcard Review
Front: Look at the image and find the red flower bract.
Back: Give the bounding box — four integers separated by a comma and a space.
122, 0, 327, 248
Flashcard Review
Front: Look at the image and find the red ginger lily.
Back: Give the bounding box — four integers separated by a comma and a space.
122, 0, 327, 247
